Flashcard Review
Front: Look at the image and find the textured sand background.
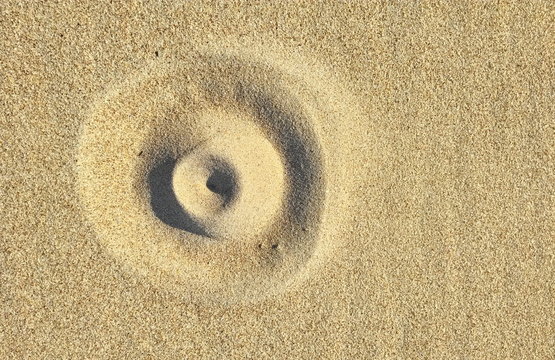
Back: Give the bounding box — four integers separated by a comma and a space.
1, 1, 555, 358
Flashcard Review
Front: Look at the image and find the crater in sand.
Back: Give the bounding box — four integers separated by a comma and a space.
76, 43, 361, 303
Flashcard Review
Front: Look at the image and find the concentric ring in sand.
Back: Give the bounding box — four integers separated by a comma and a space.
76, 42, 363, 303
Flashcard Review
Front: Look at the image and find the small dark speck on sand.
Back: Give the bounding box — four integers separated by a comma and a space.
155, 51, 159, 57
271, 244, 278, 249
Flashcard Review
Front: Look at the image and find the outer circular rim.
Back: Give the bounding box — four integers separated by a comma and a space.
76, 42, 363, 304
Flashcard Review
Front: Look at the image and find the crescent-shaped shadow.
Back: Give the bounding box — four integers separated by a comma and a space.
147, 157, 209, 236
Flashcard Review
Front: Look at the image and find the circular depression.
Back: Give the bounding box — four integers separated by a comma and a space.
76, 44, 360, 303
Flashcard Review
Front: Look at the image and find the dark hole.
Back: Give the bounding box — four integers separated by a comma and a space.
205, 169, 235, 199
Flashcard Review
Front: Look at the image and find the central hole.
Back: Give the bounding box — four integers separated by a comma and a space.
205, 169, 235, 198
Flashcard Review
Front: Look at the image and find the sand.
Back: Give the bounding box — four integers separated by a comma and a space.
1, 1, 554, 358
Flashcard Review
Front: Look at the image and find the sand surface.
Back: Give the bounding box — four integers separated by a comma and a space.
1, 2, 555, 358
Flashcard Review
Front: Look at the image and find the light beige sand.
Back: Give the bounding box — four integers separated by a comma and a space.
1, 1, 554, 358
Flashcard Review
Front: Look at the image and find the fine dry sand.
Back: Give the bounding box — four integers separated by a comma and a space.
1, 2, 554, 359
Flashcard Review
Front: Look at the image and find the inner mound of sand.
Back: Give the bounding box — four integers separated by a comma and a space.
160, 108, 286, 239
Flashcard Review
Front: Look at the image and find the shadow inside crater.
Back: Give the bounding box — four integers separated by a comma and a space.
147, 157, 209, 237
